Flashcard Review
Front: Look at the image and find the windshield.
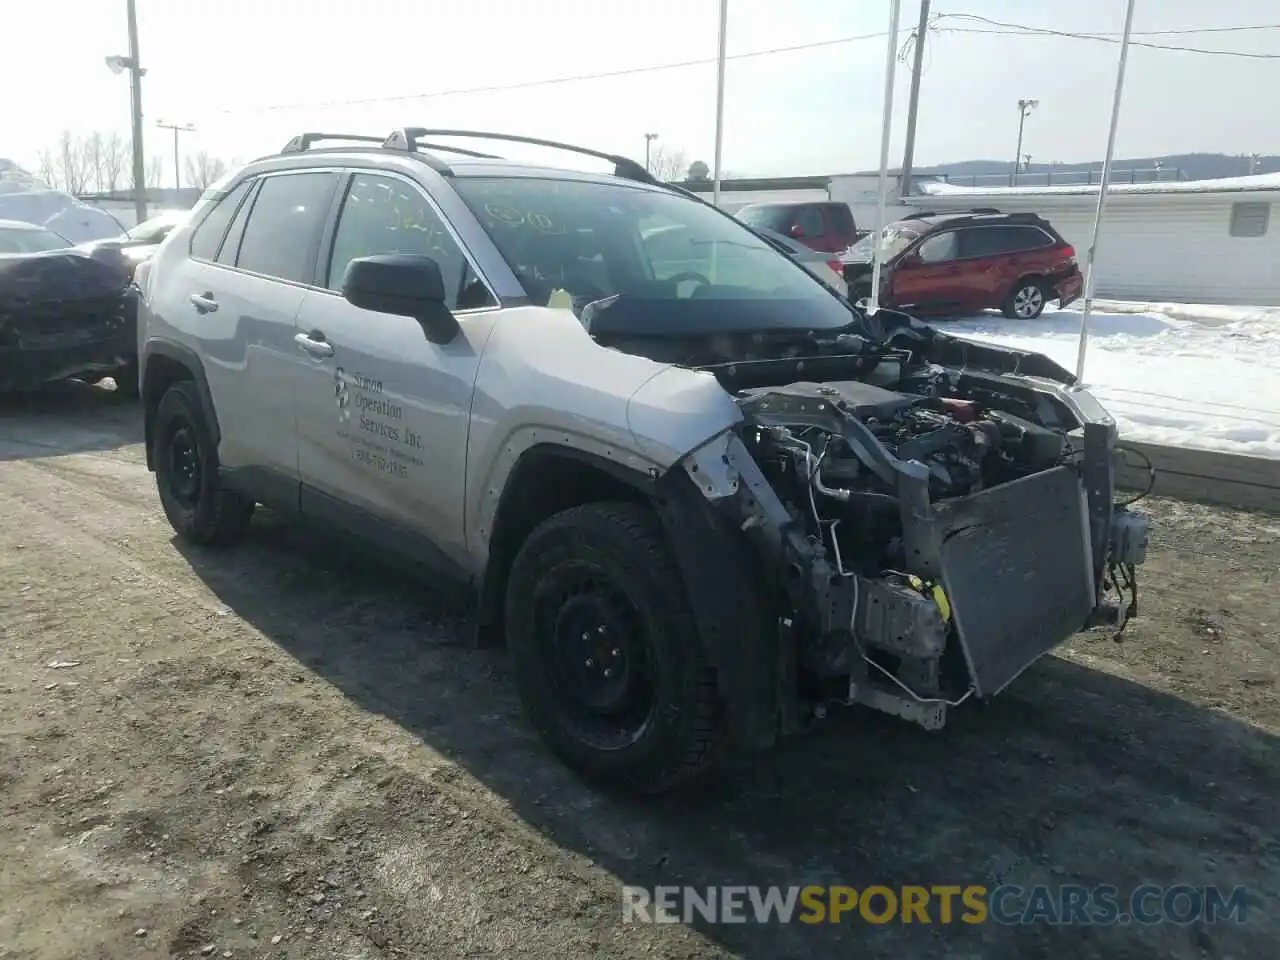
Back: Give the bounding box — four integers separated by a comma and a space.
845, 223, 922, 262
126, 211, 185, 243
0, 225, 71, 254
452, 177, 852, 332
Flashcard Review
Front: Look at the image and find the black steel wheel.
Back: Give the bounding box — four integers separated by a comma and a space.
505, 501, 722, 793
152, 381, 253, 546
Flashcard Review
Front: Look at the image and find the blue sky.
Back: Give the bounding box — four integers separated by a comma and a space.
5, 0, 1279, 183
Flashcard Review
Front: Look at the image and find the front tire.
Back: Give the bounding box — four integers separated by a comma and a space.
1002, 278, 1049, 319
504, 501, 722, 793
152, 381, 253, 546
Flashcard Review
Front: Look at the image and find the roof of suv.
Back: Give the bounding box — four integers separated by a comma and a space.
896, 209, 1055, 232
245, 128, 676, 194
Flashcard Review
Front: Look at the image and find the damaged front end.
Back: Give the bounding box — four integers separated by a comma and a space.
0, 250, 137, 392
673, 313, 1150, 735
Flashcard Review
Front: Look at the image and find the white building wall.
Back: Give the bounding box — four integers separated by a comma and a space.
904, 191, 1280, 305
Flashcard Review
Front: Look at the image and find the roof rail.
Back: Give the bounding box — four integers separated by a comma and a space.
383, 129, 658, 185
280, 132, 387, 154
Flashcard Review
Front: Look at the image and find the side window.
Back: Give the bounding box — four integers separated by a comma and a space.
216, 179, 259, 266
326, 174, 494, 311
235, 172, 337, 283
796, 206, 825, 237
826, 204, 855, 234
958, 227, 1011, 259
1006, 225, 1054, 251
916, 231, 958, 264
188, 180, 252, 261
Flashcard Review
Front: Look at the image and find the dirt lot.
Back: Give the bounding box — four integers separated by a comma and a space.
1, 383, 1276, 960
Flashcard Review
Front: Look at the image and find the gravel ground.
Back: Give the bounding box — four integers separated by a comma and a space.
0, 382, 1276, 960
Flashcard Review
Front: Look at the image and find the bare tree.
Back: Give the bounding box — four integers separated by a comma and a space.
648, 145, 689, 183
36, 149, 61, 190
183, 151, 228, 189
102, 133, 127, 192
83, 132, 106, 193
57, 130, 89, 195
145, 155, 164, 190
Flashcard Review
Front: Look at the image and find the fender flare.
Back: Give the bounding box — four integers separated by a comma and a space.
140, 339, 220, 470
479, 441, 783, 750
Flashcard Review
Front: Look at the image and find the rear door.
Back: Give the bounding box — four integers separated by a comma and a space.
292, 170, 500, 562
955, 225, 1051, 305
165, 170, 340, 485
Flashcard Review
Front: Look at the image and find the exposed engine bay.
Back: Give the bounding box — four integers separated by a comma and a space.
649, 309, 1151, 734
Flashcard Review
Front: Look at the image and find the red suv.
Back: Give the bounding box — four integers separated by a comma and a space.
735, 201, 859, 255
840, 210, 1082, 319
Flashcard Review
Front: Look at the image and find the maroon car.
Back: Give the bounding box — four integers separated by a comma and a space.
841, 210, 1082, 319
736, 201, 859, 255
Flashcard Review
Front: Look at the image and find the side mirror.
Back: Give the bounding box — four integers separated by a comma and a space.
341, 254, 459, 344
788, 223, 806, 239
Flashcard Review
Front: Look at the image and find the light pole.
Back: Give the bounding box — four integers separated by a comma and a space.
644, 132, 659, 173
157, 120, 196, 190
1012, 98, 1038, 186
104, 0, 148, 224
1075, 0, 1137, 381
899, 0, 933, 197
711, 0, 729, 208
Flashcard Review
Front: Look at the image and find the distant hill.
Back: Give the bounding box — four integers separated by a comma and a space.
914, 153, 1278, 186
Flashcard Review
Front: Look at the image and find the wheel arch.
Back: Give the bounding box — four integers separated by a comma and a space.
477, 442, 784, 750
476, 444, 656, 647
141, 340, 219, 471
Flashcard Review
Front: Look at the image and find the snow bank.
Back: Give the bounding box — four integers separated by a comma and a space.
917, 171, 1280, 199
941, 304, 1280, 460
0, 159, 125, 243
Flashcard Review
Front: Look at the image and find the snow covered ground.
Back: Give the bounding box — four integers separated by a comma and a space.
939, 301, 1280, 460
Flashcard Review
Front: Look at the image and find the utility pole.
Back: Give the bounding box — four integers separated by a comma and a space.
157, 120, 196, 190
644, 132, 659, 173
1012, 98, 1038, 186
1249, 152, 1261, 175
898, 0, 932, 197
104, 0, 149, 223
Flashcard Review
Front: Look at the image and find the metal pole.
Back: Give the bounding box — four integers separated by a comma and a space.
711, 0, 729, 208
898, 0, 932, 197
1075, 0, 1136, 381
1013, 109, 1026, 186
172, 126, 180, 190
125, 0, 147, 224
867, 0, 904, 315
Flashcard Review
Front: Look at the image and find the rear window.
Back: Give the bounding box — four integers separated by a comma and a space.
825, 204, 855, 234
736, 205, 792, 232
0, 226, 69, 254
958, 225, 1054, 258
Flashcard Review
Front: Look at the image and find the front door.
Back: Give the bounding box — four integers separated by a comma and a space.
890, 230, 969, 312
293, 171, 500, 562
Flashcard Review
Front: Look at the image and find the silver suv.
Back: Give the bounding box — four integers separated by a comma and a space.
135, 129, 1150, 793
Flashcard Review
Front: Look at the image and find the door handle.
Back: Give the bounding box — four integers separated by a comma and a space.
294, 331, 335, 358
189, 292, 219, 313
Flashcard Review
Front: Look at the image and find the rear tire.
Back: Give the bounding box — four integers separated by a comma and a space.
1002, 278, 1049, 319
152, 381, 253, 546
504, 501, 722, 794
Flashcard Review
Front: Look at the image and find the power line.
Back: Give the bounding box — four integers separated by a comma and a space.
217, 28, 907, 115
935, 13, 1280, 59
